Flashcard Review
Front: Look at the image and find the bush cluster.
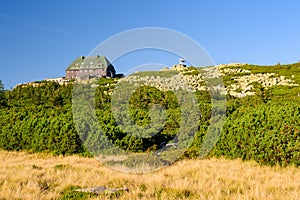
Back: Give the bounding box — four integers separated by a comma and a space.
0, 75, 299, 167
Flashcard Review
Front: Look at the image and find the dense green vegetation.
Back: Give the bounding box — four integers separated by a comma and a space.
97, 85, 183, 152
0, 63, 299, 166
212, 97, 300, 166
0, 82, 86, 155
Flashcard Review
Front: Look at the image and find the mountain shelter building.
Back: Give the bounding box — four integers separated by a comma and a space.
65, 55, 116, 80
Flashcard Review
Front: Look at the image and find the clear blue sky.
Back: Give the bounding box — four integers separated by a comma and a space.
1, 0, 300, 89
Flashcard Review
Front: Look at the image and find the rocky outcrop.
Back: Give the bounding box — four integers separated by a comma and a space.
117, 64, 298, 98
120, 74, 195, 92
220, 68, 251, 75
74, 186, 129, 194
223, 72, 298, 97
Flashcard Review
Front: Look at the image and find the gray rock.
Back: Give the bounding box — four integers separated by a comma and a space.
74, 186, 129, 195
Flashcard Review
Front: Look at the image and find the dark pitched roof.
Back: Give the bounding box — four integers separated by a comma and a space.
66, 55, 113, 71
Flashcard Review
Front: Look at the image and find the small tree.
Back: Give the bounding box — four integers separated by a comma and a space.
258, 86, 271, 103
0, 80, 7, 107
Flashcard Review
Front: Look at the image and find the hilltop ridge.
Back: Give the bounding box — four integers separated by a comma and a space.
14, 62, 300, 100
120, 62, 299, 98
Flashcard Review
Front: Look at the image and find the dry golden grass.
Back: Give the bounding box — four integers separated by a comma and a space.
0, 150, 299, 200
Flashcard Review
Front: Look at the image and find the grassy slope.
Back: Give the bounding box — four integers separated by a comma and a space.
0, 151, 299, 200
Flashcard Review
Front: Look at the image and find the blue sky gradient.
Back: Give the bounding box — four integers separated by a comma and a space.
1, 0, 300, 89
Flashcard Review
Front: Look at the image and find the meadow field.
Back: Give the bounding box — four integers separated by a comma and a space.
0, 151, 299, 200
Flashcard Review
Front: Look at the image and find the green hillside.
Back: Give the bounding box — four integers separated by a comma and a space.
0, 62, 299, 167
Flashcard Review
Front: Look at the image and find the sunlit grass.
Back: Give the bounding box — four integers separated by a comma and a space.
0, 151, 299, 199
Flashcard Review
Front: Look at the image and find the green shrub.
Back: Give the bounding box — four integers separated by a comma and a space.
212, 99, 300, 166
